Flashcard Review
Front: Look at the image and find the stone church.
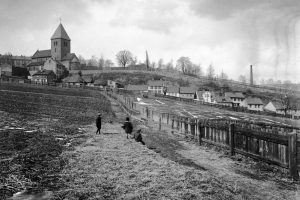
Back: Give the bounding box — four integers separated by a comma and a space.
27, 23, 80, 80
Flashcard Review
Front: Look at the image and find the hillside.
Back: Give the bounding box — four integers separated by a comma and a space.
70, 69, 299, 103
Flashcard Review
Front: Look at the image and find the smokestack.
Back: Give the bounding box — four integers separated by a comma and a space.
250, 65, 253, 85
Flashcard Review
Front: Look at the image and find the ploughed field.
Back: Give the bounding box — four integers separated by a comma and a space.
0, 83, 113, 199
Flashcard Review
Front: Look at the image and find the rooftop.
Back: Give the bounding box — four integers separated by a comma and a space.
33, 70, 55, 76
167, 86, 179, 93
125, 84, 148, 91
32, 50, 51, 59
179, 87, 195, 94
51, 23, 71, 41
225, 92, 245, 98
246, 97, 263, 105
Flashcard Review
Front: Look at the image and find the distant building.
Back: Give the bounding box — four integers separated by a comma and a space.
225, 92, 246, 107
166, 86, 180, 97
107, 80, 122, 89
0, 63, 29, 78
179, 87, 195, 99
194, 90, 215, 103
28, 57, 67, 79
125, 84, 148, 93
214, 96, 233, 107
27, 23, 80, 78
62, 74, 85, 86
32, 70, 56, 84
147, 80, 177, 94
0, 54, 31, 68
245, 97, 264, 111
0, 63, 13, 76
264, 101, 285, 115
147, 80, 166, 94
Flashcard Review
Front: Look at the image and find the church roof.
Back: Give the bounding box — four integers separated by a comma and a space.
51, 23, 71, 41
62, 53, 78, 61
32, 50, 51, 58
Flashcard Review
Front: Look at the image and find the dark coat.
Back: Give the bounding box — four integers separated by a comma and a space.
96, 116, 101, 129
122, 121, 133, 134
134, 131, 143, 142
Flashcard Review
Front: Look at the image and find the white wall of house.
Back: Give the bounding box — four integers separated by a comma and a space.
179, 93, 194, 99
230, 97, 246, 107
247, 104, 263, 111
166, 92, 179, 97
202, 91, 214, 103
43, 58, 65, 78
148, 86, 164, 94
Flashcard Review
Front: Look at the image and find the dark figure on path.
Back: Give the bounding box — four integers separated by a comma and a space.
133, 129, 145, 145
96, 113, 102, 134
122, 117, 133, 139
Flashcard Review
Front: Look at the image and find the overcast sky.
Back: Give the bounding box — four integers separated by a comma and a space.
1, 0, 300, 83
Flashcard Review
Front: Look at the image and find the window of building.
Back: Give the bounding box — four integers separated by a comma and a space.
55, 48, 56, 52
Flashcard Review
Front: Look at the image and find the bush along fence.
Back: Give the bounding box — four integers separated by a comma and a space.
139, 106, 300, 181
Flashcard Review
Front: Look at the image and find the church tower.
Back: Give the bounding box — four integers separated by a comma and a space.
51, 23, 71, 61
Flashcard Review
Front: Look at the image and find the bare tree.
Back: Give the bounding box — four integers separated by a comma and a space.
151, 62, 156, 68
176, 57, 192, 74
87, 55, 98, 66
266, 78, 274, 85
98, 55, 105, 69
130, 56, 137, 65
220, 70, 228, 80
116, 50, 133, 68
206, 64, 215, 79
165, 60, 174, 70
157, 58, 164, 69
78, 55, 86, 64
238, 75, 247, 83
104, 59, 114, 69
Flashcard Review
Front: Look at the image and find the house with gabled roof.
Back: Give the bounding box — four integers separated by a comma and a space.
125, 85, 148, 94
194, 90, 215, 103
264, 101, 285, 115
32, 70, 56, 84
214, 95, 233, 107
179, 87, 195, 99
166, 86, 179, 97
245, 97, 264, 111
225, 92, 246, 107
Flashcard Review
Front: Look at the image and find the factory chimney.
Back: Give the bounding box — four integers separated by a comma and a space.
250, 65, 253, 85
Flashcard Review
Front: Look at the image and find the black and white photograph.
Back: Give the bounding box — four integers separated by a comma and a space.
0, 0, 300, 199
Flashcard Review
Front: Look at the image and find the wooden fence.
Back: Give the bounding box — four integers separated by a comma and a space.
141, 108, 300, 180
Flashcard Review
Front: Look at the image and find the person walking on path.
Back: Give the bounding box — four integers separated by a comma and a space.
122, 117, 133, 139
96, 113, 102, 134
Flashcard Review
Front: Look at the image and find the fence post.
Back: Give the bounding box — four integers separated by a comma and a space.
191, 119, 195, 137
159, 116, 162, 131
199, 122, 203, 145
229, 124, 235, 156
171, 117, 174, 129
288, 131, 299, 181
